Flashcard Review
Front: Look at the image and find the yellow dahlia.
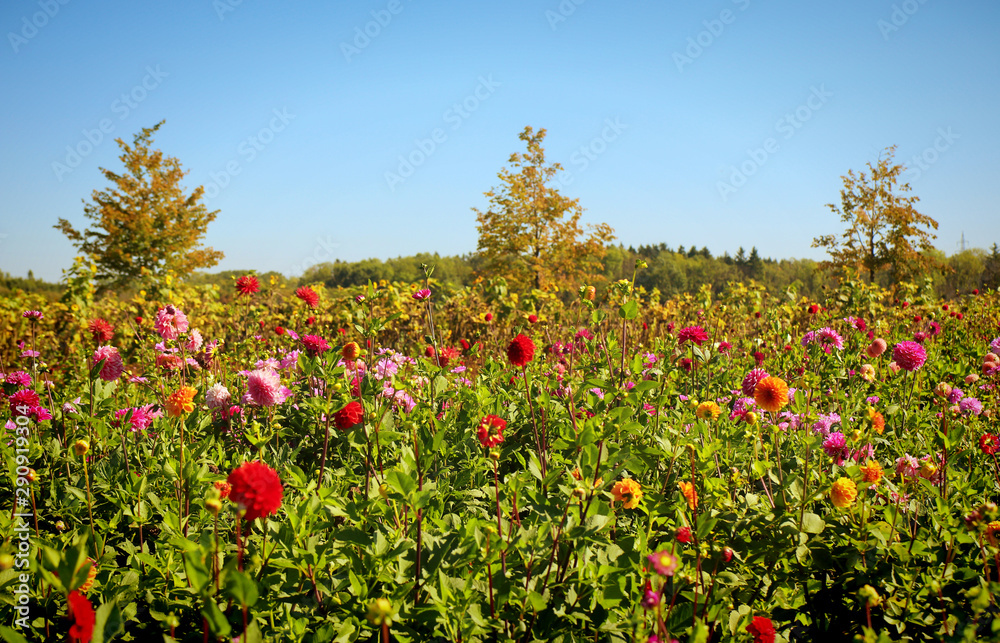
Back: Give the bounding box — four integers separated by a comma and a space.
830, 478, 857, 508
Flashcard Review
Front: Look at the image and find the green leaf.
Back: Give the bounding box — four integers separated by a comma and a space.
92, 601, 124, 643
200, 601, 231, 637
801, 512, 826, 534
225, 570, 259, 608
0, 626, 30, 643
618, 300, 638, 320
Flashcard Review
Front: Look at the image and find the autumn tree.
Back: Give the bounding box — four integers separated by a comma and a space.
812, 146, 944, 283
473, 126, 615, 292
55, 121, 223, 292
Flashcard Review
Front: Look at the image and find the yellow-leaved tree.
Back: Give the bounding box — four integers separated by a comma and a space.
473, 126, 615, 292
812, 145, 945, 283
55, 121, 223, 292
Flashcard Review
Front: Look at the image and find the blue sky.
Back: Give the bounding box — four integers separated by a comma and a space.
1, 0, 997, 281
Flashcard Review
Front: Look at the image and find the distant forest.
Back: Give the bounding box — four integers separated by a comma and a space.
5, 243, 999, 301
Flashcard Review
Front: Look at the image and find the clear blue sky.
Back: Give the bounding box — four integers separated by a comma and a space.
2, 0, 998, 281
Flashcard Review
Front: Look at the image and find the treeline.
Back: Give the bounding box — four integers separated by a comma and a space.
7, 244, 999, 300
294, 245, 833, 300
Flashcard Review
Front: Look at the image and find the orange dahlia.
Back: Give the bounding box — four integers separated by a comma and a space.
754, 376, 789, 413
867, 407, 885, 435
696, 401, 721, 421
165, 386, 198, 417
611, 478, 642, 509
859, 460, 884, 485
679, 481, 698, 510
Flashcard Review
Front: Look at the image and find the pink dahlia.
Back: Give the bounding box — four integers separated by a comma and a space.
741, 368, 770, 396
412, 289, 431, 301
205, 383, 232, 409
154, 306, 189, 341
246, 369, 289, 406
91, 345, 124, 382
677, 326, 709, 346
892, 341, 927, 372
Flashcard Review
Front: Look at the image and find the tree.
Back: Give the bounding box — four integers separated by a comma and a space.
55, 121, 223, 292
473, 127, 615, 292
812, 146, 944, 283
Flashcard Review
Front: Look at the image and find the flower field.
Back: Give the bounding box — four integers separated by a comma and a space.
1, 274, 999, 642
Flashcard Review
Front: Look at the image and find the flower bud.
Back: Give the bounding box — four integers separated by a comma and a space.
25, 468, 37, 483
744, 412, 758, 426
367, 598, 393, 626
205, 498, 222, 515
0, 554, 14, 570
934, 382, 952, 398
55, 520, 66, 531
378, 483, 389, 500
73, 440, 89, 456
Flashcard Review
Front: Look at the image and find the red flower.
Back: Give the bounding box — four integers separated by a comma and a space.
980, 434, 1000, 455
274, 326, 285, 335
236, 275, 260, 296
214, 481, 232, 499
677, 325, 708, 346
300, 334, 329, 357
67, 590, 95, 643
335, 401, 364, 430
808, 304, 819, 314
295, 286, 319, 308
439, 346, 459, 368
528, 314, 538, 324
425, 346, 436, 358
306, 316, 315, 325
484, 312, 493, 322
676, 526, 692, 543
747, 616, 775, 643
477, 414, 506, 448
507, 334, 535, 367
459, 339, 471, 351
135, 316, 143, 325
227, 461, 283, 521
10, 389, 40, 416
88, 318, 114, 343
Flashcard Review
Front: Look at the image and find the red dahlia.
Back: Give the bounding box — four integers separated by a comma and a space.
67, 590, 95, 643
980, 433, 1000, 455
300, 334, 329, 357
507, 334, 535, 367
227, 461, 283, 521
235, 275, 260, 296
88, 318, 114, 343
677, 325, 708, 346
477, 414, 506, 448
676, 526, 692, 543
747, 616, 775, 643
335, 401, 364, 430
295, 286, 319, 308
